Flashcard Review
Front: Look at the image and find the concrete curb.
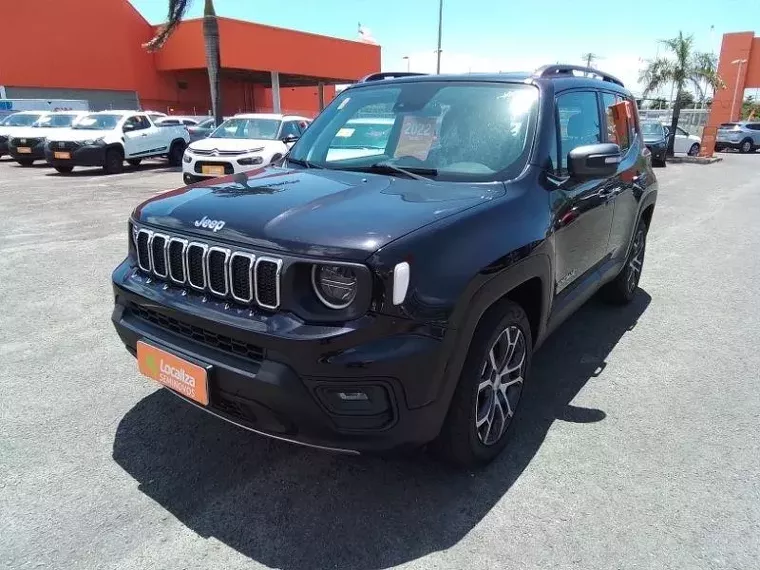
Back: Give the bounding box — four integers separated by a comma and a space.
668, 155, 723, 165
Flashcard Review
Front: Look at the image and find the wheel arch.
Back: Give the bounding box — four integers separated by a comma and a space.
425, 254, 552, 424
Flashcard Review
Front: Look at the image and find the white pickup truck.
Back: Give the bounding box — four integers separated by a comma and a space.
44, 110, 189, 174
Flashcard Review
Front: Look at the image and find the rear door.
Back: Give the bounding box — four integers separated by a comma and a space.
747, 123, 760, 145
675, 127, 691, 153
551, 90, 615, 293
136, 114, 169, 155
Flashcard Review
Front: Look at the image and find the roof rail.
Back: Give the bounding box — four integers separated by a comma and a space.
358, 72, 428, 83
534, 64, 624, 87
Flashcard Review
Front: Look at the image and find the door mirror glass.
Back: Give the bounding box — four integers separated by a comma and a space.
282, 134, 299, 143
568, 143, 620, 180
123, 123, 136, 133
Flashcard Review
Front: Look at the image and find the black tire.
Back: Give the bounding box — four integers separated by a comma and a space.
435, 300, 532, 467
168, 141, 185, 166
739, 138, 754, 154
127, 158, 142, 167
183, 173, 197, 185
604, 220, 647, 304
688, 143, 700, 156
17, 159, 35, 167
714, 145, 724, 153
54, 166, 74, 174
103, 148, 124, 174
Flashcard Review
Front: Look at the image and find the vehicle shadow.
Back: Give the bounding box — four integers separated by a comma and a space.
112, 290, 651, 570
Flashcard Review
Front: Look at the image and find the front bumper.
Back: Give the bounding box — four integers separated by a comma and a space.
9, 141, 46, 161
182, 152, 265, 180
44, 143, 107, 167
0, 138, 8, 155
645, 142, 667, 162
111, 260, 449, 453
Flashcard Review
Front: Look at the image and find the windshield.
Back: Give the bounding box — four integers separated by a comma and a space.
72, 114, 122, 130
196, 118, 215, 129
210, 118, 281, 139
289, 81, 539, 181
33, 114, 80, 128
640, 122, 664, 137
4, 114, 43, 127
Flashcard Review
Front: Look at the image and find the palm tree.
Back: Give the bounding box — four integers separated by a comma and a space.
639, 31, 723, 156
144, 0, 223, 127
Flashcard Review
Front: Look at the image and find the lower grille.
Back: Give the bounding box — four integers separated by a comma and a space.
50, 140, 81, 151
128, 303, 264, 362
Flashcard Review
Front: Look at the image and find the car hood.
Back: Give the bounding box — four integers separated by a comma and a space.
134, 167, 504, 260
7, 126, 70, 139
189, 137, 283, 153
0, 125, 43, 137
48, 128, 116, 141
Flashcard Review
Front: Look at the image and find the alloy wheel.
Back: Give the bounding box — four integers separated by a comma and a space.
475, 325, 526, 446
627, 229, 645, 293
742, 140, 752, 153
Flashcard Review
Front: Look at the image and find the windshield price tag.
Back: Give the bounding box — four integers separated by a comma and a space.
394, 116, 437, 160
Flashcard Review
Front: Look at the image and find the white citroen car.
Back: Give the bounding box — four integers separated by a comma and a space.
182, 113, 311, 184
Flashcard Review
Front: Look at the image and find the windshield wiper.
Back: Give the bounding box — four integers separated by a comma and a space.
286, 157, 322, 169
362, 162, 438, 180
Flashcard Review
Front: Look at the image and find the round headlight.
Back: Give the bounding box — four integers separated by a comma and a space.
312, 265, 358, 309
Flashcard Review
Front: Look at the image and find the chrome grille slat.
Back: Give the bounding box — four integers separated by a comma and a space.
168, 238, 188, 284
206, 246, 231, 296
255, 257, 282, 310
186, 242, 208, 291
136, 229, 152, 272
132, 228, 282, 310
230, 252, 255, 303
150, 233, 169, 278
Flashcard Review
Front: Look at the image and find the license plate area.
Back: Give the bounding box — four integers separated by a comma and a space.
201, 165, 226, 176
17, 147, 32, 153
137, 341, 210, 405
54, 151, 71, 159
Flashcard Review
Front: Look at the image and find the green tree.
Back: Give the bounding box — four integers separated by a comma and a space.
640, 31, 723, 155
145, 0, 223, 126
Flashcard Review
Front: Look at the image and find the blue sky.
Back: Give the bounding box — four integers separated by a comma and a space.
129, 0, 759, 95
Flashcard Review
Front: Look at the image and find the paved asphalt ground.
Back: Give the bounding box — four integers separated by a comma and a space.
1, 155, 759, 570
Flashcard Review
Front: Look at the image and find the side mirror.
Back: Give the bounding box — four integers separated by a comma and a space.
568, 143, 621, 180
123, 123, 136, 133
282, 134, 299, 144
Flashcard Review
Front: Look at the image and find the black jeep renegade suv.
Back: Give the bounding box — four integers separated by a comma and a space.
111, 65, 657, 466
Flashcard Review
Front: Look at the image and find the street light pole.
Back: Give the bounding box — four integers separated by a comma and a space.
402, 56, 410, 72
730, 58, 748, 120
436, 0, 443, 74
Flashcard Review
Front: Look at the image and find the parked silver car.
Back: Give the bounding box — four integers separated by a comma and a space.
715, 121, 760, 153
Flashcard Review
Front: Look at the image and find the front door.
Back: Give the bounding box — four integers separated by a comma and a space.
551, 90, 614, 294
122, 115, 149, 156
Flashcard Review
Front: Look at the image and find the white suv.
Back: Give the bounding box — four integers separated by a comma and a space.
182, 113, 310, 184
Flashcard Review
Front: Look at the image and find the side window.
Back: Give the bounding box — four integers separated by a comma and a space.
602, 93, 631, 152
124, 116, 142, 131
280, 121, 300, 139
676, 127, 689, 136
556, 91, 601, 170
747, 123, 760, 131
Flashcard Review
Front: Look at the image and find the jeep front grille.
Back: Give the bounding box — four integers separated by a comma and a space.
134, 228, 282, 310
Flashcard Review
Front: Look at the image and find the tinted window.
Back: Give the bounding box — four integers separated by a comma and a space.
557, 91, 601, 169
291, 82, 539, 181
72, 114, 122, 130
601, 92, 632, 152
280, 121, 301, 139
640, 122, 665, 137
746, 123, 760, 131
181, 119, 197, 126
4, 113, 43, 127
33, 114, 80, 128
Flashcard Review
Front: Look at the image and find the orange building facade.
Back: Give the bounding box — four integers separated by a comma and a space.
703, 31, 760, 154
0, 0, 380, 117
